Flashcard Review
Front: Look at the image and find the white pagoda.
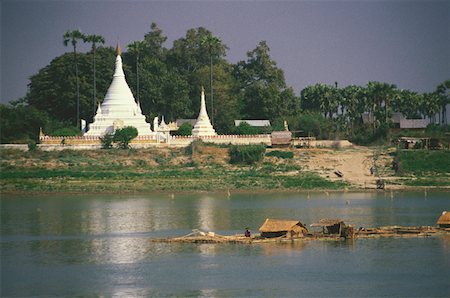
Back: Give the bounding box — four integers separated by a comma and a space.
84, 44, 152, 137
192, 87, 216, 137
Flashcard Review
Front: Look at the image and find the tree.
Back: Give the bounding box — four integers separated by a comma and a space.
436, 80, 450, 124
63, 29, 85, 129
26, 48, 115, 124
176, 122, 193, 136
341, 85, 365, 136
0, 102, 49, 143
167, 27, 228, 116
365, 82, 397, 130
143, 22, 167, 59
126, 40, 146, 103
113, 126, 138, 149
234, 41, 300, 121
201, 34, 222, 125
83, 34, 105, 113
301, 83, 339, 119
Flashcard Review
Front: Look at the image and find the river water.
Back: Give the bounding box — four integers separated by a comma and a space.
1, 191, 449, 297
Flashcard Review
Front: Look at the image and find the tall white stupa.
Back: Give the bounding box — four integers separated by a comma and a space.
192, 87, 217, 137
84, 44, 152, 136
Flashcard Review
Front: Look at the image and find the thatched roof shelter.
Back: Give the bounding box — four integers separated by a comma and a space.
437, 211, 450, 228
259, 218, 308, 238
310, 219, 346, 235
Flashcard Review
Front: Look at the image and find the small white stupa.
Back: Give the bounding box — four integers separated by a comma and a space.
84, 44, 152, 137
192, 87, 216, 137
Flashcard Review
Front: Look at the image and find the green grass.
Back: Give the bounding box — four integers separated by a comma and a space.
265, 150, 294, 159
404, 178, 450, 187
0, 148, 348, 193
396, 150, 450, 175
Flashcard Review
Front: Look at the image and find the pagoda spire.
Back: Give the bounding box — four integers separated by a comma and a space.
192, 86, 216, 137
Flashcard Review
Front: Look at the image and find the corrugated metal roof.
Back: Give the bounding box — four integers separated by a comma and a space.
234, 120, 271, 127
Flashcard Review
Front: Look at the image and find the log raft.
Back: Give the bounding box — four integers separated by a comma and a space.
150, 226, 449, 244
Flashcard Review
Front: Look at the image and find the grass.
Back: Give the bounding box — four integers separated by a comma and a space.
396, 150, 450, 175
0, 148, 346, 193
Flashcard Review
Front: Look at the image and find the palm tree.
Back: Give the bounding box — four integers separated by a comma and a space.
366, 82, 397, 130
127, 41, 146, 103
83, 34, 105, 113
63, 29, 85, 129
436, 80, 450, 125
201, 34, 221, 125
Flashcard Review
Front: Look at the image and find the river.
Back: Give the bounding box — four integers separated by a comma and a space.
1, 191, 449, 297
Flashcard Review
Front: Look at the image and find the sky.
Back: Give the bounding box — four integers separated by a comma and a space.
1, 0, 449, 104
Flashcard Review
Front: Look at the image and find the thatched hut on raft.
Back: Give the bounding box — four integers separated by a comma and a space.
259, 219, 308, 238
310, 219, 346, 235
437, 211, 450, 228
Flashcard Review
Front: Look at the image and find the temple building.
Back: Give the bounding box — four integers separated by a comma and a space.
192, 87, 217, 137
84, 44, 152, 137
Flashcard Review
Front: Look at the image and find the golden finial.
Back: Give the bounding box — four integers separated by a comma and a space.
116, 42, 122, 56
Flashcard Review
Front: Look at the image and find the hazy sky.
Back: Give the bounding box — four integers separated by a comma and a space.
1, 0, 449, 104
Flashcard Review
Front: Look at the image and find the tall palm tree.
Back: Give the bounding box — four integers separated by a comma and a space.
63, 29, 85, 129
201, 34, 221, 125
436, 80, 450, 125
127, 41, 146, 103
83, 34, 105, 113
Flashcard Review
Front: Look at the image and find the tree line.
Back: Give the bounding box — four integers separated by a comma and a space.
1, 23, 449, 144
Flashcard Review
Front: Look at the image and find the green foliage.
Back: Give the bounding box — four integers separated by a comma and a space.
176, 122, 193, 136
229, 145, 266, 164
234, 122, 271, 135
49, 126, 81, 137
266, 150, 293, 159
99, 132, 114, 149
0, 103, 49, 143
113, 126, 138, 149
395, 150, 450, 176
234, 41, 300, 121
350, 124, 389, 146
28, 141, 37, 151
284, 112, 333, 139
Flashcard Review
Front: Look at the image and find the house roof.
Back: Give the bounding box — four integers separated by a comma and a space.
235, 120, 271, 127
259, 218, 305, 232
437, 211, 450, 225
310, 219, 344, 227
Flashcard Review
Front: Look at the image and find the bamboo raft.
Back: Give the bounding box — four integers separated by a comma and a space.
150, 226, 450, 244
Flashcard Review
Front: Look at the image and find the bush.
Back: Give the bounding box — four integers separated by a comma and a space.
234, 122, 271, 135
229, 145, 266, 164
350, 124, 388, 145
266, 150, 293, 159
49, 126, 80, 137
184, 139, 204, 155
113, 126, 138, 149
100, 132, 114, 149
28, 141, 37, 151
176, 122, 193, 136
